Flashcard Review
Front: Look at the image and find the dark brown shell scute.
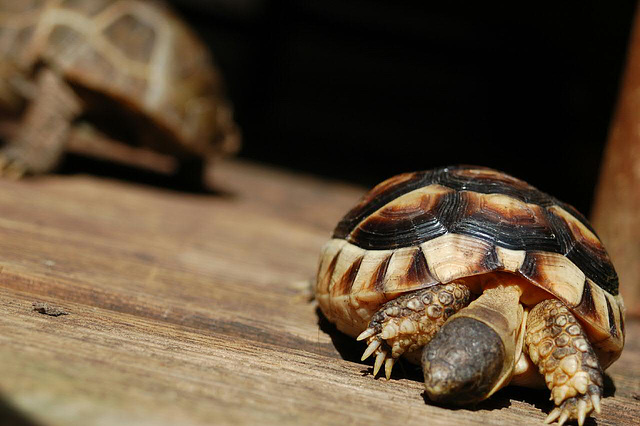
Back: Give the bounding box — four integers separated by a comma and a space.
335, 255, 363, 296
518, 252, 546, 284
548, 207, 618, 295
565, 244, 617, 296
333, 166, 619, 296
407, 247, 435, 284
104, 13, 156, 62
481, 245, 502, 272
372, 253, 393, 292
438, 166, 544, 202
555, 200, 599, 237
604, 296, 619, 338
334, 166, 552, 240
347, 192, 447, 250
574, 279, 597, 318
454, 193, 560, 252
333, 170, 435, 238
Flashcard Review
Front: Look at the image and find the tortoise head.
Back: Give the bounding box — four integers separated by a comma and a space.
422, 282, 525, 404
422, 316, 506, 404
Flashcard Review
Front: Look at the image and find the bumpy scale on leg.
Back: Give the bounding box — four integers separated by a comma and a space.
525, 299, 603, 426
358, 282, 471, 379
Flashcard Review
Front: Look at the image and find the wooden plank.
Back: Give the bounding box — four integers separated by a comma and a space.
0, 160, 637, 425
592, 3, 640, 317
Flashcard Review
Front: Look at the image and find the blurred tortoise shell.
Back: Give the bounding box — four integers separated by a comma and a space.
316, 165, 624, 368
0, 0, 239, 165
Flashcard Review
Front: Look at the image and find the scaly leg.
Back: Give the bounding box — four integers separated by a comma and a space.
0, 68, 81, 177
525, 299, 603, 426
358, 282, 471, 379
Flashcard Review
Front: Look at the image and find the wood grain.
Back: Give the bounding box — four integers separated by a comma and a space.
0, 160, 638, 425
592, 3, 640, 317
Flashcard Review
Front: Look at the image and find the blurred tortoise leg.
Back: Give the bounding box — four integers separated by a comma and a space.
358, 282, 471, 379
0, 68, 81, 177
525, 299, 603, 426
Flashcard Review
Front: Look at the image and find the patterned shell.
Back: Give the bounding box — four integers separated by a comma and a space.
316, 166, 625, 368
0, 0, 238, 157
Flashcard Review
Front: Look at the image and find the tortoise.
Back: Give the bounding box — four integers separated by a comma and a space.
315, 165, 625, 425
0, 0, 239, 179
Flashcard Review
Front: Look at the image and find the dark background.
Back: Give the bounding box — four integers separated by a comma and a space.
170, 0, 637, 215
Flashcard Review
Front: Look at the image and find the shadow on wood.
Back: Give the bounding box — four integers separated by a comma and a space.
0, 396, 40, 426
58, 153, 235, 197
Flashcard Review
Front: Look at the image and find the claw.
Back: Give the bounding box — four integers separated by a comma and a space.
557, 410, 570, 426
357, 328, 376, 341
577, 399, 587, 426
361, 339, 381, 361
544, 407, 562, 424
384, 357, 394, 380
590, 394, 601, 414
373, 351, 385, 376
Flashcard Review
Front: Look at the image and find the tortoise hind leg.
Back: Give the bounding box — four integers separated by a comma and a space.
358, 282, 470, 379
0, 68, 81, 177
525, 299, 603, 426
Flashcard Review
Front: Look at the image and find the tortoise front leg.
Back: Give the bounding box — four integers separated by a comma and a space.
525, 299, 603, 426
358, 282, 470, 379
0, 68, 81, 177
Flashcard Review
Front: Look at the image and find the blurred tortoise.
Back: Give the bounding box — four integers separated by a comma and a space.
316, 166, 625, 425
0, 0, 239, 179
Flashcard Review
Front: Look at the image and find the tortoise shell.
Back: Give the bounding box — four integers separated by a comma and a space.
0, 0, 238, 158
316, 166, 625, 368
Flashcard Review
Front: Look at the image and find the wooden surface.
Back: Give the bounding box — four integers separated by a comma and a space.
592, 3, 640, 317
0, 160, 638, 426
